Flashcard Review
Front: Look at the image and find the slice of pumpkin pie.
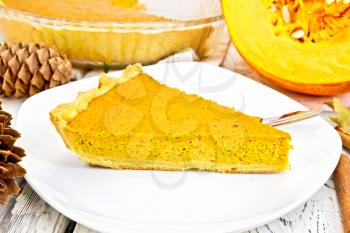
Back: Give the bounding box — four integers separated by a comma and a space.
50, 64, 291, 173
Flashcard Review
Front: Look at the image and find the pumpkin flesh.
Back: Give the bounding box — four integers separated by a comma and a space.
222, 0, 350, 95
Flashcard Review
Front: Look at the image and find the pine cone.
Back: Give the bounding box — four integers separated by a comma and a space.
0, 43, 72, 98
0, 101, 26, 205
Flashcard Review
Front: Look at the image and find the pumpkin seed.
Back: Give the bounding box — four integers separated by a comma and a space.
282, 5, 291, 23
271, 3, 277, 12
291, 28, 305, 39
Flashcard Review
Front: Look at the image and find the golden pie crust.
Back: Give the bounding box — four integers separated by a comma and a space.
50, 64, 291, 173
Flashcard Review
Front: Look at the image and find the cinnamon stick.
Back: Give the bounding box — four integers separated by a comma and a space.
336, 127, 350, 150
334, 154, 350, 233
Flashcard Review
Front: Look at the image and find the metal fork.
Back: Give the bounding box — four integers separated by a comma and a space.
262, 107, 322, 127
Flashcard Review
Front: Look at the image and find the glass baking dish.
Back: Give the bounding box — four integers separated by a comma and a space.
0, 0, 229, 68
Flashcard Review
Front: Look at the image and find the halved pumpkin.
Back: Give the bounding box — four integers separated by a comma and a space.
222, 0, 350, 96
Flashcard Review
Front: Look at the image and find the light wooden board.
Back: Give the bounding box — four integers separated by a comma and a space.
0, 180, 72, 233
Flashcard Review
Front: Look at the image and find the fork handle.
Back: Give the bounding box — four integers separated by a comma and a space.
262, 107, 322, 127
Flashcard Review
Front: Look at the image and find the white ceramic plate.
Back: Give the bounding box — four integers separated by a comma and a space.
16, 62, 341, 233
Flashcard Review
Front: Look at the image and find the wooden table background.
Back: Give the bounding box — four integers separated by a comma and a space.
0, 44, 349, 233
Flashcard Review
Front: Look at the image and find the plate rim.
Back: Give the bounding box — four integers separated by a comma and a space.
16, 61, 342, 233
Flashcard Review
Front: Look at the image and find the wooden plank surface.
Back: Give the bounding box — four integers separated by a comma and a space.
0, 43, 347, 233
0, 180, 72, 233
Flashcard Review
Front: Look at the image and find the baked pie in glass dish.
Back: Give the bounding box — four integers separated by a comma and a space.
0, 0, 229, 67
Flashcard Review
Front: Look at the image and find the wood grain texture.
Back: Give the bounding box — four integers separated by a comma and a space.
0, 181, 72, 233
247, 180, 342, 233
334, 155, 350, 233
73, 224, 98, 233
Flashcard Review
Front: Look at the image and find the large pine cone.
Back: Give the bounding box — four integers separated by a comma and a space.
0, 102, 26, 205
0, 43, 72, 98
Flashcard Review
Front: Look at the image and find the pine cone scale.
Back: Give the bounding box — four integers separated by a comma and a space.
1, 50, 12, 64
11, 146, 25, 157
37, 48, 50, 64
3, 69, 15, 96
0, 112, 12, 125
8, 56, 20, 75
39, 62, 52, 81
0, 150, 21, 163
0, 179, 6, 192
15, 48, 30, 63
0, 135, 16, 149
25, 53, 40, 74
31, 71, 46, 89
18, 63, 32, 85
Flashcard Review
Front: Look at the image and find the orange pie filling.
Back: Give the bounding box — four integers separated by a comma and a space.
50, 64, 291, 173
